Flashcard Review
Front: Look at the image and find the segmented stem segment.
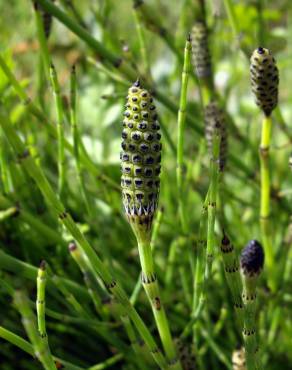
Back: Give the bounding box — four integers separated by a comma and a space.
69, 65, 92, 215
130, 207, 164, 306
50, 64, 66, 198
0, 110, 168, 370
177, 35, 192, 233
132, 5, 152, 80
0, 326, 83, 370
14, 290, 57, 370
205, 125, 220, 279
37, 260, 48, 337
220, 232, 244, 328
69, 243, 105, 318
34, 3, 51, 73
240, 240, 264, 370
192, 188, 210, 310
259, 115, 274, 289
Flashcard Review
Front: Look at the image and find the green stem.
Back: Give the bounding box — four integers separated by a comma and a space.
222, 0, 249, 57
259, 115, 274, 289
49, 64, 66, 198
205, 132, 220, 279
220, 233, 244, 329
36, 261, 48, 337
14, 290, 57, 370
130, 207, 164, 306
88, 353, 124, 370
69, 65, 93, 216
69, 243, 107, 318
133, 7, 152, 80
242, 276, 262, 370
176, 36, 192, 234
0, 326, 84, 370
136, 233, 181, 369
34, 3, 51, 73
192, 196, 208, 316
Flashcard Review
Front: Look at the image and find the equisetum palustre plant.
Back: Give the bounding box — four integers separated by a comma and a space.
0, 1, 292, 370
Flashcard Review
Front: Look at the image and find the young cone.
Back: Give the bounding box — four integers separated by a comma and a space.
191, 22, 212, 80
121, 79, 161, 241
250, 47, 279, 117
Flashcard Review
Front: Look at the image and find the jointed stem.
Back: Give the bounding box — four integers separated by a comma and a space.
220, 233, 244, 329
14, 291, 57, 370
70, 66, 92, 216
136, 234, 181, 369
36, 261, 48, 337
50, 64, 66, 198
0, 326, 83, 370
177, 36, 192, 234
242, 282, 261, 370
205, 132, 220, 279
132, 7, 152, 80
259, 115, 274, 289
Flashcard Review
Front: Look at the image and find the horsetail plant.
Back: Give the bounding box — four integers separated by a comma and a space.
121, 80, 181, 369
250, 47, 279, 289
14, 290, 57, 370
240, 240, 265, 370
0, 109, 169, 370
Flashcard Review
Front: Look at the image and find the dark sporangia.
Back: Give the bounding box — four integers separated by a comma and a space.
191, 22, 212, 79
204, 102, 228, 171
240, 240, 264, 277
250, 47, 279, 116
121, 79, 161, 229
